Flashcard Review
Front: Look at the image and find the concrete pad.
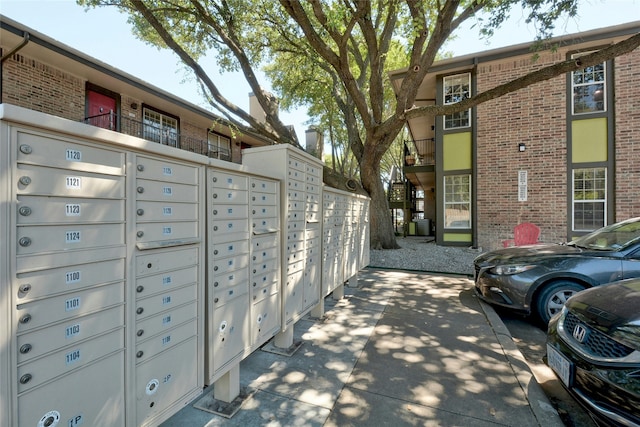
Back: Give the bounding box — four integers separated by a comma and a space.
326, 386, 511, 427
160, 269, 562, 427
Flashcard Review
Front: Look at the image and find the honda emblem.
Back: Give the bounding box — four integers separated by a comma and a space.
572, 324, 588, 343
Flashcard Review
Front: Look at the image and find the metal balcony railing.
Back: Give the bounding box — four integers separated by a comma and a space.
404, 138, 435, 166
83, 112, 232, 161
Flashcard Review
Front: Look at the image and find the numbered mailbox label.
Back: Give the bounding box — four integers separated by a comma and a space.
65, 348, 81, 366
65, 297, 81, 312
163, 166, 173, 176
162, 207, 173, 216
65, 231, 81, 243
162, 315, 172, 326
162, 226, 172, 236
65, 176, 82, 189
65, 323, 81, 339
65, 204, 81, 217
162, 186, 173, 196
161, 335, 171, 346
65, 270, 81, 285
65, 149, 82, 162
161, 295, 172, 305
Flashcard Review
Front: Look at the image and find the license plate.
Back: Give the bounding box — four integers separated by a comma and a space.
547, 344, 572, 387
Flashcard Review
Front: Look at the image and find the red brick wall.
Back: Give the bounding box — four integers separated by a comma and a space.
613, 47, 640, 221
475, 51, 568, 249
2, 52, 85, 121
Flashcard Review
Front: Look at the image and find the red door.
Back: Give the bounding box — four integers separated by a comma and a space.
87, 90, 117, 130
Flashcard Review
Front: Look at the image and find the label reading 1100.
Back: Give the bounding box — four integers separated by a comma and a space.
66, 149, 82, 161
66, 270, 81, 284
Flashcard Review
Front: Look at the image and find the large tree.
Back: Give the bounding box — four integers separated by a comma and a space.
79, 0, 640, 249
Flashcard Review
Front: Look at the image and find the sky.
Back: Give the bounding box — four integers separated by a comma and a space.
1, 0, 638, 142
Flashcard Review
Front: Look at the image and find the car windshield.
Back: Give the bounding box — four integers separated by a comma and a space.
569, 219, 640, 251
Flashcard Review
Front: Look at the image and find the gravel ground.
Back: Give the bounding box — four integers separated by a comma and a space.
369, 236, 482, 276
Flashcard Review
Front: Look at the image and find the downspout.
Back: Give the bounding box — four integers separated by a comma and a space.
1, 31, 30, 104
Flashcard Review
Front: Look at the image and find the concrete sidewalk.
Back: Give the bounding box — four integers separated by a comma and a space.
161, 268, 564, 426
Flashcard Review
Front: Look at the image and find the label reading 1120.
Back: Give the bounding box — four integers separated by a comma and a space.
66, 149, 82, 161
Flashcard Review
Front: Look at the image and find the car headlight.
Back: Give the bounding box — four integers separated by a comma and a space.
490, 264, 536, 275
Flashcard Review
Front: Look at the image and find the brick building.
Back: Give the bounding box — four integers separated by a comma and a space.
0, 15, 274, 163
390, 21, 640, 250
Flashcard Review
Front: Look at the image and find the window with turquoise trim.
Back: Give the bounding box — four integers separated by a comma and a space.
443, 73, 471, 129
444, 174, 471, 228
571, 53, 606, 115
573, 167, 606, 231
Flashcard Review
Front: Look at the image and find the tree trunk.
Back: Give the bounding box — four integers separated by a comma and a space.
360, 152, 399, 250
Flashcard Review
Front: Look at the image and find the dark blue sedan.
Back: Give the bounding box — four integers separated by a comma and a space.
474, 217, 640, 324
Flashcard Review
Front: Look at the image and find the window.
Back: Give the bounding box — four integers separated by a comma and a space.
443, 73, 471, 129
571, 53, 606, 115
207, 132, 231, 160
444, 175, 471, 228
573, 168, 606, 231
143, 107, 179, 147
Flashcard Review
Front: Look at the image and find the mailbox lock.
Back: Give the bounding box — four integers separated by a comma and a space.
19, 284, 32, 294
253, 282, 257, 287
212, 193, 218, 199
213, 226, 218, 231
214, 298, 219, 303
137, 231, 144, 238
20, 344, 32, 354
252, 182, 256, 188
137, 307, 144, 315
213, 249, 219, 255
19, 176, 32, 186
213, 210, 218, 215
136, 351, 144, 358
252, 210, 256, 215
19, 373, 32, 384
213, 266, 218, 271
253, 295, 257, 301
212, 177, 217, 182
136, 285, 144, 293
19, 206, 32, 216
137, 186, 145, 194
213, 281, 219, 287
19, 314, 32, 324
137, 164, 145, 172
137, 329, 144, 337
19, 144, 33, 154
137, 209, 145, 216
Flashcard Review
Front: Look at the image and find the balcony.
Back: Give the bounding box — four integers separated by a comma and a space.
405, 138, 435, 167
83, 112, 232, 161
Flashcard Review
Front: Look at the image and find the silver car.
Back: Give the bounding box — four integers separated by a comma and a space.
474, 217, 640, 324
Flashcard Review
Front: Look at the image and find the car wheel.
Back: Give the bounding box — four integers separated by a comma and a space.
535, 281, 585, 324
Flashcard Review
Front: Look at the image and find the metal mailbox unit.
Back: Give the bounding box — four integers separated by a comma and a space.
320, 186, 371, 304
132, 154, 205, 427
0, 105, 206, 427
204, 164, 281, 404
241, 144, 323, 349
